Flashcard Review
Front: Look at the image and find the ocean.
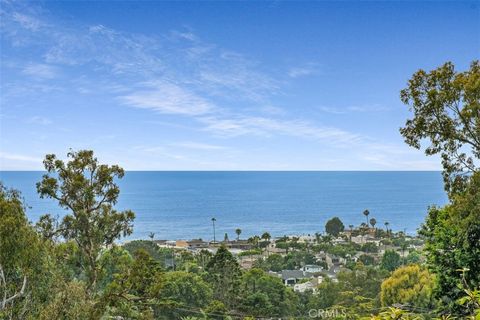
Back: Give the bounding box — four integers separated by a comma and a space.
0, 171, 448, 241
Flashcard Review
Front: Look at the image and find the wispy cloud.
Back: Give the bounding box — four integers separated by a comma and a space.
0, 151, 42, 163
318, 104, 390, 114
11, 12, 44, 31
26, 116, 52, 125
199, 115, 363, 145
22, 63, 58, 79
172, 142, 227, 150
0, 1, 422, 170
120, 81, 214, 116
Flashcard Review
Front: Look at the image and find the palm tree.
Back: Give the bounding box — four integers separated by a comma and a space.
261, 232, 271, 242
369, 218, 377, 229
384, 221, 390, 234
261, 232, 271, 255
249, 235, 260, 249
348, 224, 354, 241
235, 228, 242, 241
211, 217, 217, 243
363, 209, 370, 225
148, 232, 155, 242
224, 233, 229, 243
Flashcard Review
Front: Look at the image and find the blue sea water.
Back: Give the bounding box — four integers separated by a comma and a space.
0, 171, 448, 241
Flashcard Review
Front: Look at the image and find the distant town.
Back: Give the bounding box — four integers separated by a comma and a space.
124, 215, 424, 293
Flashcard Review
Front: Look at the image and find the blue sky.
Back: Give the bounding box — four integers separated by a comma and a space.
1, 0, 479, 170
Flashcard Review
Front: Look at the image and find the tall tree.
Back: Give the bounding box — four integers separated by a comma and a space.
235, 228, 242, 241
211, 217, 217, 243
150, 271, 212, 319
369, 218, 377, 229
325, 217, 345, 237
400, 61, 480, 316
36, 150, 135, 292
363, 210, 370, 226
205, 246, 241, 307
380, 250, 401, 272
420, 172, 480, 315
239, 268, 297, 317
0, 184, 51, 318
400, 61, 480, 195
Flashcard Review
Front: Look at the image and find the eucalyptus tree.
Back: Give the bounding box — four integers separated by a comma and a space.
36, 150, 135, 293
0, 184, 51, 318
400, 60, 480, 195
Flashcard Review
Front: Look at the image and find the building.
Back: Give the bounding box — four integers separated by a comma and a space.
187, 239, 208, 249
228, 239, 254, 250
175, 240, 189, 248
301, 264, 323, 273
281, 270, 314, 286
294, 276, 323, 293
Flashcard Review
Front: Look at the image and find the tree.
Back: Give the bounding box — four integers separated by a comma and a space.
358, 254, 375, 266
0, 184, 51, 318
235, 228, 242, 240
261, 232, 271, 242
211, 217, 217, 243
380, 250, 401, 272
420, 171, 480, 315
150, 271, 212, 319
205, 246, 241, 307
325, 217, 345, 237
363, 210, 370, 225
148, 232, 155, 242
239, 268, 297, 317
36, 150, 135, 292
381, 264, 435, 309
400, 61, 480, 195
369, 218, 377, 229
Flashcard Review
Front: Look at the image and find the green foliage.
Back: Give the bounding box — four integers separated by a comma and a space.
0, 184, 53, 319
381, 250, 402, 272
123, 240, 164, 262
400, 60, 480, 195
380, 264, 435, 309
239, 268, 297, 317
325, 217, 345, 237
420, 172, 480, 315
36, 150, 135, 292
150, 271, 212, 319
38, 280, 95, 320
359, 254, 375, 266
253, 253, 284, 272
237, 248, 262, 257
205, 246, 242, 307
361, 242, 379, 253
406, 251, 421, 264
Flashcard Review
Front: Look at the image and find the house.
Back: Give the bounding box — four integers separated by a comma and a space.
301, 264, 323, 273
325, 253, 346, 268
324, 266, 350, 282
155, 240, 176, 248
378, 245, 398, 255
228, 239, 254, 250
294, 276, 323, 293
297, 235, 316, 244
175, 240, 189, 248
266, 246, 287, 255
281, 270, 313, 286
187, 239, 208, 249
